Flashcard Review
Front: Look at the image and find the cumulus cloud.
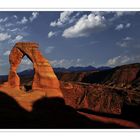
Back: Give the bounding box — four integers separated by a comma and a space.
15, 35, 23, 41
8, 28, 19, 32
106, 55, 140, 66
0, 17, 8, 23
21, 17, 28, 24
107, 56, 129, 66
11, 35, 23, 43
45, 46, 55, 54
50, 58, 95, 68
118, 42, 128, 47
5, 23, 13, 27
48, 31, 57, 38
17, 16, 28, 25
21, 58, 32, 65
50, 59, 75, 68
115, 24, 124, 30
16, 12, 39, 25
115, 23, 131, 31
50, 11, 74, 27
29, 12, 39, 22
126, 23, 131, 28
68, 12, 80, 24
3, 50, 10, 56
13, 15, 18, 19
123, 36, 133, 41
117, 36, 133, 48
50, 12, 134, 39
0, 33, 11, 41
62, 12, 105, 38
8, 26, 27, 33
109, 11, 136, 21
76, 58, 81, 63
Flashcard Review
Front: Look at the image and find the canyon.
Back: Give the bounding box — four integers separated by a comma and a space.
0, 42, 140, 128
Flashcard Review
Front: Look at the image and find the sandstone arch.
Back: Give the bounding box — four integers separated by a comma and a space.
7, 42, 63, 98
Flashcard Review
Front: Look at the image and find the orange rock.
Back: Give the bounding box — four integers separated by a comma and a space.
7, 42, 63, 98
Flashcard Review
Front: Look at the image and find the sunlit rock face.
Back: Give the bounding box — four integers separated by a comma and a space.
7, 42, 63, 98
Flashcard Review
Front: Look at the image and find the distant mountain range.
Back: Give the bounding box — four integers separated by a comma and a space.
17, 66, 112, 76
54, 66, 111, 72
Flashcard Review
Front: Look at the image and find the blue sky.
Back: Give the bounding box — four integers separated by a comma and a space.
0, 11, 140, 75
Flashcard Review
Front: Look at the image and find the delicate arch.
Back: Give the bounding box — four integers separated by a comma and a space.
7, 42, 63, 98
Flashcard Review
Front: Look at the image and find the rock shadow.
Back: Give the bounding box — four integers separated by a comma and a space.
0, 91, 130, 129
121, 103, 140, 125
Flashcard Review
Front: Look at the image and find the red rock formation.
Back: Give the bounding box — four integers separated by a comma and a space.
60, 81, 126, 115
7, 42, 63, 98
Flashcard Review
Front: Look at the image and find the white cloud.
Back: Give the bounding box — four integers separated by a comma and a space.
0, 17, 8, 23
29, 12, 39, 22
93, 11, 136, 22
3, 50, 10, 56
117, 41, 127, 47
49, 12, 134, 39
50, 58, 95, 68
68, 12, 80, 24
8, 28, 18, 32
5, 23, 13, 27
13, 15, 18, 19
117, 36, 133, 48
115, 24, 124, 30
115, 12, 125, 17
48, 31, 57, 38
126, 23, 131, 28
110, 12, 127, 21
21, 58, 32, 65
50, 59, 74, 68
109, 11, 136, 21
0, 33, 11, 41
114, 11, 136, 17
76, 58, 81, 63
45, 46, 55, 54
15, 35, 23, 41
10, 35, 23, 44
115, 23, 131, 31
123, 36, 133, 41
107, 56, 130, 66
8, 26, 28, 33
50, 11, 74, 27
17, 16, 28, 25
21, 17, 28, 24
62, 12, 105, 38
106, 55, 140, 66
7, 26, 27, 34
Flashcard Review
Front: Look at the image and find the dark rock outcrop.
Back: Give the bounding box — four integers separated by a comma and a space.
57, 63, 140, 89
